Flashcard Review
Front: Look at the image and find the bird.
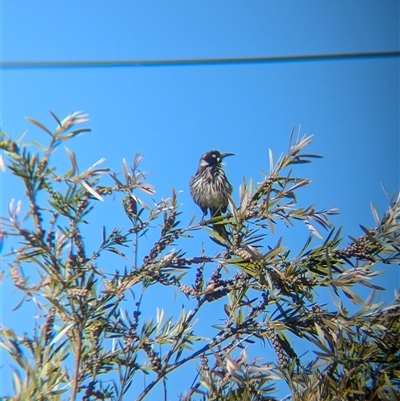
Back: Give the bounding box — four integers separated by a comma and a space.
189, 150, 234, 242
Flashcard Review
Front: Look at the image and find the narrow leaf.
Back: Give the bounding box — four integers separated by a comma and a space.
81, 181, 104, 202
25, 117, 53, 136
370, 201, 380, 225
269, 148, 274, 173
122, 158, 130, 184
65, 147, 78, 174
49, 110, 62, 127
49, 323, 75, 346
305, 220, 323, 239
15, 129, 28, 142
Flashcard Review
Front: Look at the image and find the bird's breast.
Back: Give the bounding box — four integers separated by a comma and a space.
191, 167, 232, 208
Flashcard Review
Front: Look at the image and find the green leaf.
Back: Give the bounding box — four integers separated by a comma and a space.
49, 110, 62, 128
25, 116, 53, 136
49, 323, 75, 346
269, 148, 274, 173
81, 180, 104, 202
12, 368, 23, 395
65, 147, 78, 174
370, 201, 380, 225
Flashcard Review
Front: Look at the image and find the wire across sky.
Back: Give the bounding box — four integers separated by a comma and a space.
2, 50, 399, 69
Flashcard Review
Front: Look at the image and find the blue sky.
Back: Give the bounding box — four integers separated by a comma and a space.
1, 1, 399, 399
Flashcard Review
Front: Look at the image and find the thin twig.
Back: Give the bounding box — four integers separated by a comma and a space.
70, 326, 82, 401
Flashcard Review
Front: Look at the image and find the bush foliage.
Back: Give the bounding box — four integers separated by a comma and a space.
1, 112, 399, 401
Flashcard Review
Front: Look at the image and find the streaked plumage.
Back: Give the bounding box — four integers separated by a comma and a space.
189, 150, 233, 217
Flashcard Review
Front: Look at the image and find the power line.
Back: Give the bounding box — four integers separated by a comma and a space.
2, 50, 399, 70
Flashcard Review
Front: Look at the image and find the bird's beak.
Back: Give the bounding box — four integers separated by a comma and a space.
220, 152, 234, 159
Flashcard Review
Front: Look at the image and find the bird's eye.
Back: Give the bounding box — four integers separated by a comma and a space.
212, 154, 216, 158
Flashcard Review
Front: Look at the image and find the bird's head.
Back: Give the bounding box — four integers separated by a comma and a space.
199, 150, 234, 168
